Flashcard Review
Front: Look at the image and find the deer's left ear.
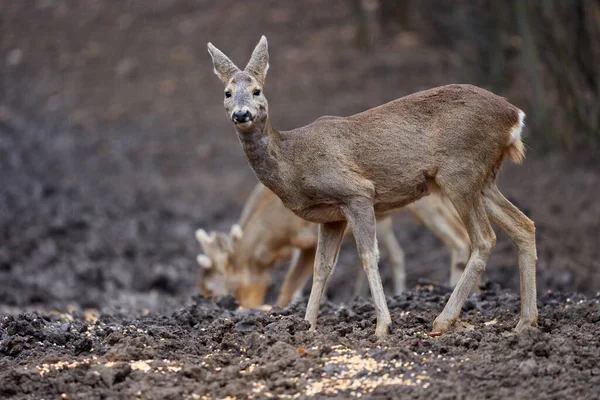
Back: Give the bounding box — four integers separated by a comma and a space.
245, 35, 269, 85
195, 229, 214, 247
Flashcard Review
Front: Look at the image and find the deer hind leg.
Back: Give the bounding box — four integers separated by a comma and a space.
343, 199, 392, 338
304, 221, 347, 331
431, 193, 496, 335
483, 183, 538, 332
377, 217, 406, 295
277, 247, 316, 307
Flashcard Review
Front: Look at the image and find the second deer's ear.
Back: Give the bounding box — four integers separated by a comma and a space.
228, 224, 243, 251
245, 35, 269, 85
207, 42, 240, 84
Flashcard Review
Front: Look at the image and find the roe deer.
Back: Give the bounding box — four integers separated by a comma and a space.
207, 36, 537, 337
195, 182, 470, 308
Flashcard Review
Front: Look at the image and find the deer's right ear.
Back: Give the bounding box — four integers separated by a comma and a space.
197, 254, 213, 269
207, 42, 240, 84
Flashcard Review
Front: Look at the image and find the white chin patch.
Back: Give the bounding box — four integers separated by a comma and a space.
235, 121, 253, 129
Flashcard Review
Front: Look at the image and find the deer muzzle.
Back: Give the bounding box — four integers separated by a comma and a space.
232, 109, 253, 124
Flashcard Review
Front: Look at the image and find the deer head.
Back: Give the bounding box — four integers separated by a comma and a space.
207, 36, 269, 132
195, 223, 274, 308
195, 225, 243, 298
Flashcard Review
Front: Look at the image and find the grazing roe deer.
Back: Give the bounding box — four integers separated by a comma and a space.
195, 182, 471, 308
207, 36, 537, 337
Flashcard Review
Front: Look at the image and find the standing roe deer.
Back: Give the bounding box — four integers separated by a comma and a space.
195, 181, 470, 308
207, 36, 537, 337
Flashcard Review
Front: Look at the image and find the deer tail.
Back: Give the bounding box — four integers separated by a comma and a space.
507, 109, 526, 164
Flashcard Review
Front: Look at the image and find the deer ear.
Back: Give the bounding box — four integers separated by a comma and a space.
207, 42, 240, 84
245, 35, 269, 85
230, 224, 243, 248
195, 229, 215, 248
197, 254, 213, 269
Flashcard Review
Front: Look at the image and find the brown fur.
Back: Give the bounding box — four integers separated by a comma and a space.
207, 36, 538, 338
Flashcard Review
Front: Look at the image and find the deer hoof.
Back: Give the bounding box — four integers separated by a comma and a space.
515, 317, 538, 333
430, 316, 454, 336
375, 322, 391, 339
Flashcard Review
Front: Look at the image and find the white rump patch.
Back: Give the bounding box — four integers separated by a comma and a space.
509, 109, 526, 145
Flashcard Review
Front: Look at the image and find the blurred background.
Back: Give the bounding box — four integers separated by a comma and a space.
0, 0, 599, 314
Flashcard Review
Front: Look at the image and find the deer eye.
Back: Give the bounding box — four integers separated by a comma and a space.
225, 91, 232, 98
253, 89, 261, 96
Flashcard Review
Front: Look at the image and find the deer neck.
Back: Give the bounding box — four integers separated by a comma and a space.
236, 116, 284, 190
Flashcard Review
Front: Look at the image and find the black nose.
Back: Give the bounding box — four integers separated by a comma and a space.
232, 110, 253, 123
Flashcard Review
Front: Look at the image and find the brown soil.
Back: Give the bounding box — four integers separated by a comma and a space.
1, 287, 599, 399
1, 1, 599, 399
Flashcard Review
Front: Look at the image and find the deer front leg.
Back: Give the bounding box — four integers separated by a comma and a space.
277, 247, 316, 307
343, 199, 392, 338
304, 221, 347, 331
377, 217, 406, 295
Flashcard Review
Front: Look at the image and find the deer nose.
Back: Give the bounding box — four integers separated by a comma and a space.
232, 110, 253, 123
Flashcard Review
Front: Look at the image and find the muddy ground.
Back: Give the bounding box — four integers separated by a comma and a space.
1, 1, 599, 399
1, 286, 599, 399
